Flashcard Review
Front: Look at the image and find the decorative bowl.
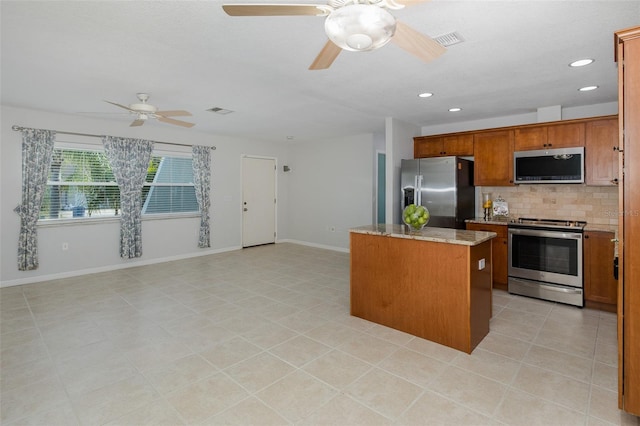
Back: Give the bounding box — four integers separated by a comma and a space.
402, 204, 430, 231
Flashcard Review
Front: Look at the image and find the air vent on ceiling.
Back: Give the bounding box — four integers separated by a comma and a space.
207, 107, 234, 115
433, 31, 465, 47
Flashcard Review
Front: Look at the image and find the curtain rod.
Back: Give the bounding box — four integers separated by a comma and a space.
11, 125, 216, 150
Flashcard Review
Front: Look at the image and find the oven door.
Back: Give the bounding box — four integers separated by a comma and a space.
508, 227, 583, 288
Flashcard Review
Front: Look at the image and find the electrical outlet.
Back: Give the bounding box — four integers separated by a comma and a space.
62, 242, 69, 251
478, 258, 485, 270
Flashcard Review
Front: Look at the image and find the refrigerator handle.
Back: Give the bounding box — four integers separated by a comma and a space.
416, 175, 423, 206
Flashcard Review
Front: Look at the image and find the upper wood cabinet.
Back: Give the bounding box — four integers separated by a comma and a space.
586, 118, 620, 186
414, 134, 474, 158
514, 122, 585, 151
473, 130, 514, 186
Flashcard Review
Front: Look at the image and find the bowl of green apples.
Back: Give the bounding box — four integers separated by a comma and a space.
402, 204, 430, 231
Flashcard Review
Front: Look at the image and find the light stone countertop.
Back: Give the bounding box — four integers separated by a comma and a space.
350, 224, 497, 246
466, 217, 510, 226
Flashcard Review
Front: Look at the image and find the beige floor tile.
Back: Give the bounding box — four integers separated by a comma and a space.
302, 349, 372, 389
399, 390, 496, 426
589, 385, 637, 425
256, 370, 338, 423
452, 347, 521, 384
595, 339, 619, 366
70, 374, 160, 425
298, 394, 393, 426
275, 310, 329, 333
58, 353, 138, 395
429, 366, 507, 417
143, 354, 217, 395
487, 316, 542, 342
199, 336, 263, 369
511, 364, 591, 413
345, 367, 422, 419
165, 373, 248, 424
303, 321, 363, 348
495, 388, 586, 426
268, 335, 331, 367
403, 336, 461, 363
123, 338, 194, 371
337, 333, 399, 364
534, 329, 597, 360
0, 377, 69, 424
177, 323, 239, 352
365, 324, 415, 346
241, 320, 300, 349
378, 347, 447, 388
208, 397, 290, 425
592, 361, 618, 392
0, 338, 50, 370
224, 351, 295, 393
523, 344, 594, 383
475, 331, 532, 360
505, 296, 555, 316
8, 401, 79, 426
0, 356, 58, 392
104, 399, 185, 426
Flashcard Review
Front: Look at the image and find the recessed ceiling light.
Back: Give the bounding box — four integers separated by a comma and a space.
449, 107, 462, 112
418, 92, 433, 98
569, 59, 594, 67
579, 85, 599, 92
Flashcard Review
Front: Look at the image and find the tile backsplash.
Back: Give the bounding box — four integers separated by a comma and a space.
478, 185, 619, 228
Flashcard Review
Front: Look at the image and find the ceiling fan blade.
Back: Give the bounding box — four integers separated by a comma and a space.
309, 40, 342, 70
104, 100, 134, 112
155, 110, 192, 117
222, 4, 331, 16
392, 21, 446, 63
157, 116, 195, 128
130, 119, 145, 127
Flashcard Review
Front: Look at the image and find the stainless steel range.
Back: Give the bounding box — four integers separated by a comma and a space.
508, 217, 587, 307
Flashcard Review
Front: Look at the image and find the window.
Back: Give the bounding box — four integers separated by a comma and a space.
39, 147, 198, 221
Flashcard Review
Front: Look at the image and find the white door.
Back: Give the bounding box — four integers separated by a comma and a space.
242, 156, 276, 247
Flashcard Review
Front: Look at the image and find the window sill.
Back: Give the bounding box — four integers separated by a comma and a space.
37, 212, 200, 228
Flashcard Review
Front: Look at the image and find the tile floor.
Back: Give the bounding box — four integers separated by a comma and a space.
1, 243, 639, 426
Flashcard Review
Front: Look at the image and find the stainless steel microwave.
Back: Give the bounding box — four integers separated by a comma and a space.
514, 147, 585, 184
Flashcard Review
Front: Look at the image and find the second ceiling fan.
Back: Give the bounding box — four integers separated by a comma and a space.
222, 0, 446, 70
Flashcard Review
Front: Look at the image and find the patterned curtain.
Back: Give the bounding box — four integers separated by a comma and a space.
192, 145, 211, 248
14, 129, 56, 271
102, 136, 154, 258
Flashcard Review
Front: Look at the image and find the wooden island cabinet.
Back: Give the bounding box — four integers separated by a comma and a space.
350, 224, 495, 354
466, 221, 508, 290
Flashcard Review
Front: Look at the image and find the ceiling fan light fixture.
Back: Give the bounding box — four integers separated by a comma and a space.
325, 4, 396, 52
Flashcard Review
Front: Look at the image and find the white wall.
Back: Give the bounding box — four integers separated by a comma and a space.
385, 117, 419, 224
420, 102, 618, 135
285, 133, 375, 251
1, 106, 291, 285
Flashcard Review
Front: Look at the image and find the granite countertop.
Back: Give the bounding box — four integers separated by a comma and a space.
350, 224, 497, 246
466, 217, 510, 226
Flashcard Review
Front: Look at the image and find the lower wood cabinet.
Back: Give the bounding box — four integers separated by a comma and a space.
466, 222, 508, 290
583, 230, 618, 312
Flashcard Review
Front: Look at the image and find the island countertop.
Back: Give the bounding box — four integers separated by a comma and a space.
350, 224, 496, 246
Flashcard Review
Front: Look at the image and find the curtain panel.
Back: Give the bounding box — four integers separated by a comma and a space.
192, 145, 211, 248
102, 136, 154, 258
14, 129, 56, 270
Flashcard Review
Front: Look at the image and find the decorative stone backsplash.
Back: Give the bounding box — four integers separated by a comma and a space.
478, 185, 619, 228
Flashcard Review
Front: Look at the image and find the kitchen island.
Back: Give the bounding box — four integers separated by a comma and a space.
350, 224, 496, 354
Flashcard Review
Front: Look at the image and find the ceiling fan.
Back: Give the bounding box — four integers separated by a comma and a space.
104, 93, 195, 128
222, 0, 446, 70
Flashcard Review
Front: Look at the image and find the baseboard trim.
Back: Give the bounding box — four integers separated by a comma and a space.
276, 239, 349, 253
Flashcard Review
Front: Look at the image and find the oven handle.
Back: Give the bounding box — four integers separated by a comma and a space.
510, 278, 583, 294
508, 227, 583, 240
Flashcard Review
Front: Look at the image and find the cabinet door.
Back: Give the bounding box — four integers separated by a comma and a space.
443, 135, 474, 156
414, 136, 443, 158
584, 231, 617, 307
547, 122, 585, 148
474, 130, 514, 186
586, 118, 619, 186
514, 126, 547, 151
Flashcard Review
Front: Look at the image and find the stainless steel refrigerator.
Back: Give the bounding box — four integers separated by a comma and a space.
401, 157, 475, 229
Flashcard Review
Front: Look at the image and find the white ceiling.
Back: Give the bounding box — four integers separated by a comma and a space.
1, 0, 639, 143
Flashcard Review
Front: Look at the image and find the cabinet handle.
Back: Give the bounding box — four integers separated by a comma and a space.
614, 146, 623, 152
548, 143, 552, 147
543, 144, 547, 147
611, 238, 619, 243
584, 235, 589, 239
